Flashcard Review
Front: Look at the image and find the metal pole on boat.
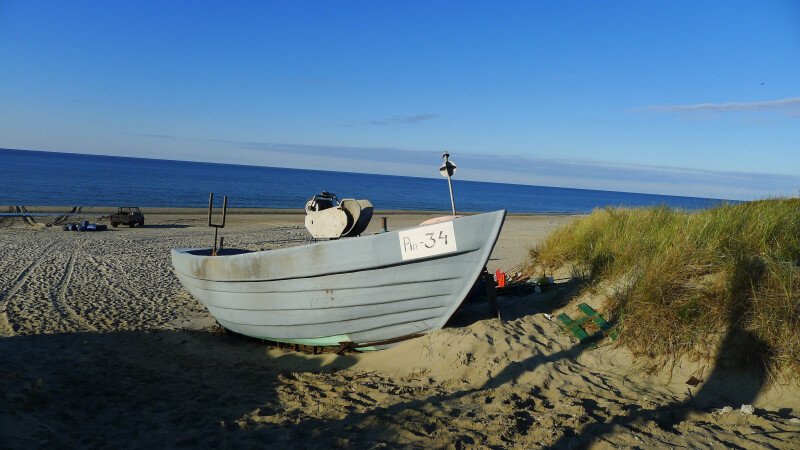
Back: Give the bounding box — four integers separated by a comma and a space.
208, 192, 228, 256
440, 151, 457, 216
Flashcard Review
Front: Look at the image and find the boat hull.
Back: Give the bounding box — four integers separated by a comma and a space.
171, 210, 506, 348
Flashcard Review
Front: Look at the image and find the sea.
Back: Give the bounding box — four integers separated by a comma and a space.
0, 148, 732, 213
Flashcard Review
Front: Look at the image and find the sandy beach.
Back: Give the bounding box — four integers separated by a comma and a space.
1, 209, 798, 448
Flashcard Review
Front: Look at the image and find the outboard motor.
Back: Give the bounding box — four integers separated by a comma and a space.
304, 192, 373, 239
305, 191, 338, 214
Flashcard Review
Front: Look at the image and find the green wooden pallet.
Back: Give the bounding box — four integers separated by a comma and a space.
577, 303, 620, 340
557, 303, 619, 346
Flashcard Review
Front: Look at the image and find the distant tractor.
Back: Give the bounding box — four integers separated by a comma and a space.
110, 207, 145, 228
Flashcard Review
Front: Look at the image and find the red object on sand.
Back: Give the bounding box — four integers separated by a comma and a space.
495, 269, 506, 288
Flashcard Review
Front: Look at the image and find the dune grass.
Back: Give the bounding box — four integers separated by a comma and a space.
528, 198, 800, 377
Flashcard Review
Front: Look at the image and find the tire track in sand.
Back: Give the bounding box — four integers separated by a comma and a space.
84, 254, 156, 331
51, 250, 97, 331
0, 240, 60, 336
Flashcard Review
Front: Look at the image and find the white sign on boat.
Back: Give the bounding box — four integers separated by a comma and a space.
398, 221, 457, 261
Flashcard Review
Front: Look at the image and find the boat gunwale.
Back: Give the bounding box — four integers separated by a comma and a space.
171, 249, 478, 283
171, 210, 505, 283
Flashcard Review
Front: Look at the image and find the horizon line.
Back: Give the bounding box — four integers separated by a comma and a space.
0, 147, 740, 202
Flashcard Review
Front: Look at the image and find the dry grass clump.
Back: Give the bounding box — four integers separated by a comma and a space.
529, 198, 800, 377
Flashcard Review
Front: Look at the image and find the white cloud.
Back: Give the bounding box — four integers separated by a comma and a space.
14, 132, 799, 201
367, 114, 439, 126
636, 97, 800, 116
200, 140, 800, 200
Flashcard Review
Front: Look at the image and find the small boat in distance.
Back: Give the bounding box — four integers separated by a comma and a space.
171, 210, 506, 350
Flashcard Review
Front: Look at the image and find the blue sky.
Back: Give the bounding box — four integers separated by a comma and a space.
1, 1, 799, 200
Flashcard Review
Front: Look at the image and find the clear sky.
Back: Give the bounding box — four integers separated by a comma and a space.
1, 1, 799, 200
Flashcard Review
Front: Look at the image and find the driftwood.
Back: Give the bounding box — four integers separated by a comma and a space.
6, 206, 82, 228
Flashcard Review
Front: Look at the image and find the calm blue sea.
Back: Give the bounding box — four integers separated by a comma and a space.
0, 148, 732, 213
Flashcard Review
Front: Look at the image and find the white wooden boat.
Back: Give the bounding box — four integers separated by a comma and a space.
171, 210, 506, 350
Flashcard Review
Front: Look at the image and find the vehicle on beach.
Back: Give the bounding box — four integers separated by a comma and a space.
110, 206, 144, 228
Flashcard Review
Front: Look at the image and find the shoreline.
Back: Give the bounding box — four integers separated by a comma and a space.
1, 210, 576, 275
6, 205, 584, 216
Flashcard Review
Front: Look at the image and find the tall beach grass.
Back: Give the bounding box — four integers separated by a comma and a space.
529, 198, 800, 377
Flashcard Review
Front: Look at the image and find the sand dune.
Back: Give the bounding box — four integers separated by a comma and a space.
1, 211, 798, 448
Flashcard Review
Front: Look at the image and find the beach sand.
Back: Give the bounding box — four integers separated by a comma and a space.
1, 209, 798, 448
